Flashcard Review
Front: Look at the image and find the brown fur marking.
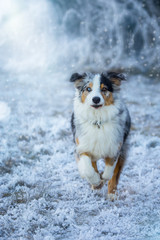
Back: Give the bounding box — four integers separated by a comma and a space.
100, 83, 105, 90
80, 152, 90, 157
76, 138, 79, 145
110, 78, 121, 86
104, 157, 115, 166
88, 82, 93, 88
81, 92, 88, 103
100, 84, 114, 106
92, 161, 98, 173
108, 154, 124, 194
104, 92, 114, 106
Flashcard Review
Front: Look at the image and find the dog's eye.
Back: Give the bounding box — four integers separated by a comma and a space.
101, 87, 107, 92
86, 87, 92, 92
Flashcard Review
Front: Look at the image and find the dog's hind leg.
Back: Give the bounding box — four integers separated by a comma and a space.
107, 153, 125, 197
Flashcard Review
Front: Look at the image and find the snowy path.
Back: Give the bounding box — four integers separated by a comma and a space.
0, 73, 160, 240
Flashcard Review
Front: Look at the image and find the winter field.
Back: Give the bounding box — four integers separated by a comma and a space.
0, 0, 160, 239
0, 71, 160, 240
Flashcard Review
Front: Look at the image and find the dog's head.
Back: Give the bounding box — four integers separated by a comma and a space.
70, 72, 126, 109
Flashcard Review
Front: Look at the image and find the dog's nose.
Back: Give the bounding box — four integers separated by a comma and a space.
92, 96, 101, 104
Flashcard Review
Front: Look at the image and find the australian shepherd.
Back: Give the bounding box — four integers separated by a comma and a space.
70, 72, 131, 199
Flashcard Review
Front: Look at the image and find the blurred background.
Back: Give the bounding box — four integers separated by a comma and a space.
0, 1, 160, 239
0, 0, 160, 77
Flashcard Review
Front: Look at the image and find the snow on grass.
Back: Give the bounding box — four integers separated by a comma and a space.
0, 74, 160, 240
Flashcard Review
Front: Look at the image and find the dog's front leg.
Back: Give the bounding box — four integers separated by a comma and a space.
77, 153, 101, 187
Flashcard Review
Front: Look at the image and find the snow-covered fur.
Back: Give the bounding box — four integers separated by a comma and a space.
70, 72, 131, 193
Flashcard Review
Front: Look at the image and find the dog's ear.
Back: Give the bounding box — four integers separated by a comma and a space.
70, 73, 86, 89
107, 72, 126, 86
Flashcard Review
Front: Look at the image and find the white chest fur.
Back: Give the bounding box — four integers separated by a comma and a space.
74, 96, 125, 160
77, 120, 122, 160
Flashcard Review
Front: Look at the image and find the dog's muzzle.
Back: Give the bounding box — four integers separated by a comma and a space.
91, 96, 102, 109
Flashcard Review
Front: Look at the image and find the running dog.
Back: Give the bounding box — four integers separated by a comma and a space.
70, 72, 131, 198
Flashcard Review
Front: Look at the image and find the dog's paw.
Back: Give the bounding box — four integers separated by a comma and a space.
86, 171, 101, 186
106, 193, 118, 201
91, 179, 105, 190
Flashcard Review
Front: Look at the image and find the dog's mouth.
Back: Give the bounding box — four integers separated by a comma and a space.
91, 104, 103, 109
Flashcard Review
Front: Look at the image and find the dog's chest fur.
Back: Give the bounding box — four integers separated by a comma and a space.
74, 96, 126, 160
78, 121, 122, 160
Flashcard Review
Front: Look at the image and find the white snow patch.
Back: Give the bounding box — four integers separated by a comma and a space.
0, 101, 10, 121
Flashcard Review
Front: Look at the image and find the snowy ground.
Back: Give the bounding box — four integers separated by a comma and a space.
0, 71, 160, 240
